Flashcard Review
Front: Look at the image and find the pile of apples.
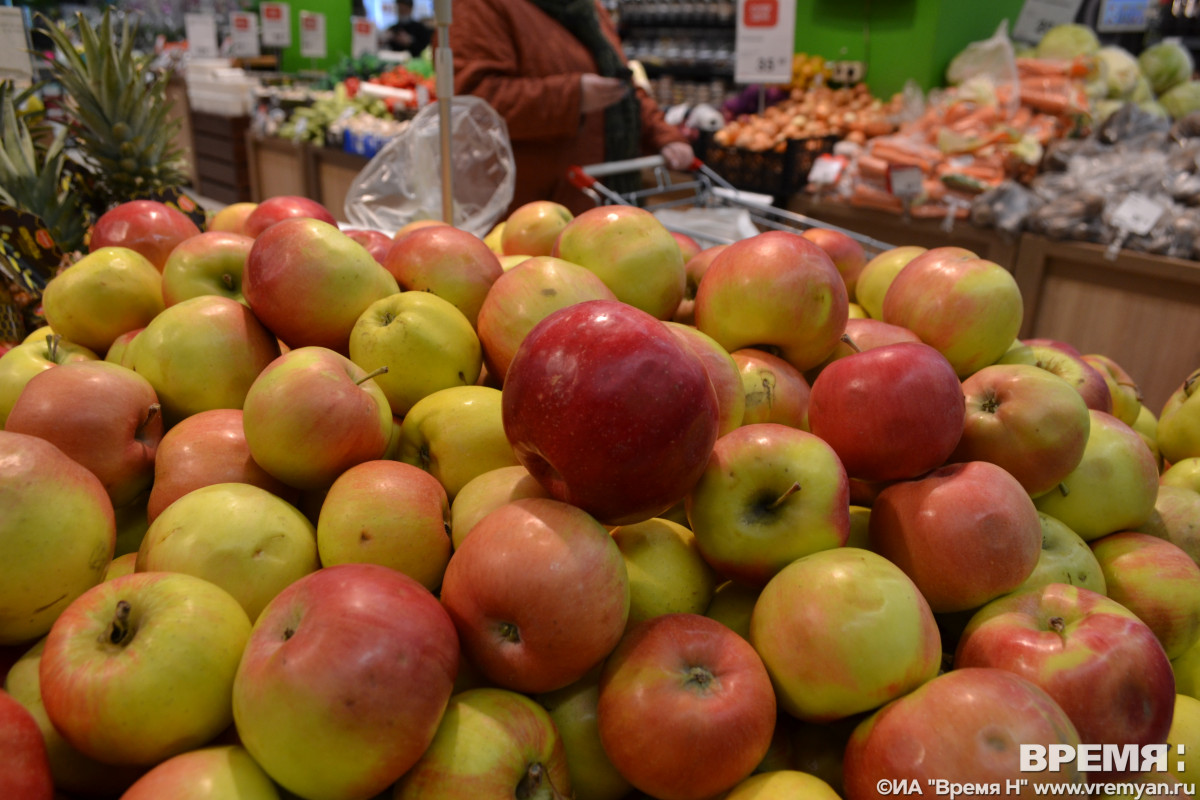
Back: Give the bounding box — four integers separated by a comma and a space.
2, 188, 1200, 800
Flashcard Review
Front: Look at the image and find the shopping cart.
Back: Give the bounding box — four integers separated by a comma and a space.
566, 155, 895, 257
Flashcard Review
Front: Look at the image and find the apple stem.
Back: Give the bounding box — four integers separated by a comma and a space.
46, 333, 60, 361
1185, 372, 1198, 398
516, 762, 568, 800
221, 273, 235, 290
768, 482, 801, 510
138, 403, 160, 437
103, 600, 133, 647
1049, 616, 1066, 635
498, 621, 521, 644
1057, 482, 1069, 498
840, 333, 862, 353
356, 366, 388, 386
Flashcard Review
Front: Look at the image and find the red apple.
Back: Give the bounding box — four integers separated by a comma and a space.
801, 227, 868, 301
501, 299, 719, 525
242, 195, 337, 238
342, 228, 394, 264
597, 613, 776, 800
808, 341, 965, 482
804, 317, 922, 384
732, 347, 812, 430
501, 200, 574, 257
671, 231, 703, 262
0, 688, 53, 800
672, 244, 728, 325
89, 199, 202, 271
161, 230, 254, 306
999, 343, 1113, 414
383, 224, 504, 327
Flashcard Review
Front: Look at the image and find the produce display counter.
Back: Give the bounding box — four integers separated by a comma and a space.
307, 147, 371, 224
191, 113, 253, 205
245, 134, 370, 224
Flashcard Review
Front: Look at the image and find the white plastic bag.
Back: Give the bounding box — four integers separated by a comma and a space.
343, 96, 515, 237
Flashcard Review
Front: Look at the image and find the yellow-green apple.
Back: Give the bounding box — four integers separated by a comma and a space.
39, 572, 251, 765
1159, 369, 1200, 465
449, 465, 550, 548
440, 497, 629, 693
0, 431, 114, 645
1034, 411, 1160, 541
704, 580, 760, 641
484, 220, 505, 254
848, 302, 867, 318
1163, 457, 1200, 492
672, 244, 728, 325
536, 672, 632, 800
147, 408, 298, 523
394, 687, 571, 799
847, 504, 871, 549
843, 668, 1084, 799
392, 218, 449, 240
952, 363, 1092, 498
161, 230, 254, 306
750, 547, 942, 722
502, 299, 719, 525
1082, 353, 1143, 426
397, 384, 520, 501
88, 199, 202, 270
233, 563, 459, 800
136, 482, 319, 621
597, 613, 776, 800
0, 687, 53, 800
113, 490, 151, 557
954, 582, 1176, 774
501, 200, 574, 257
476, 256, 617, 381
104, 552, 138, 581
4, 639, 144, 796
500, 253, 532, 270
552, 205, 686, 320
801, 227, 868, 301
349, 290, 482, 417
316, 460, 452, 592
1140, 485, 1200, 566
882, 246, 1022, 377
1176, 635, 1200, 700
694, 231, 847, 371
1090, 532, 1200, 660
382, 224, 503, 328
808, 341, 965, 482
207, 201, 258, 234
666, 322, 746, 436
4, 360, 162, 507
242, 346, 392, 491
1014, 513, 1107, 596
999, 343, 1113, 413
732, 346, 811, 430
854, 244, 926, 320
119, 744, 280, 800
243, 218, 399, 354
686, 423, 849, 587
342, 228, 394, 264
610, 518, 719, 629
869, 461, 1041, 613
41, 247, 164, 354
103, 327, 141, 367
804, 317, 922, 383
725, 770, 841, 800
242, 195, 336, 238
0, 335, 97, 427
129, 294, 281, 426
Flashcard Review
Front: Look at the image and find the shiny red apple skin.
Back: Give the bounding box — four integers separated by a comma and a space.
89, 200, 202, 271
242, 195, 337, 238
805, 317, 922, 383
808, 341, 965, 483
801, 227, 868, 300
502, 299, 720, 526
0, 688, 54, 800
673, 244, 728, 325
343, 229, 394, 264
382, 224, 504, 327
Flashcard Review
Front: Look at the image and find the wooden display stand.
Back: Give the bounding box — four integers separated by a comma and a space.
246, 133, 309, 202
307, 147, 370, 224
191, 113, 253, 204
166, 77, 198, 190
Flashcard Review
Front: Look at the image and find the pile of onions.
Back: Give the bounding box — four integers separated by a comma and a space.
714, 84, 903, 151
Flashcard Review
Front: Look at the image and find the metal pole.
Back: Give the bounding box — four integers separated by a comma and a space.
434, 0, 453, 224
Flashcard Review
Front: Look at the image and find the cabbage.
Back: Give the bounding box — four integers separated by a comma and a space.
1138, 41, 1195, 95
1139, 99, 1170, 118
1098, 46, 1141, 99
1160, 80, 1200, 119
1093, 99, 1125, 123
1035, 24, 1100, 60
1130, 74, 1155, 103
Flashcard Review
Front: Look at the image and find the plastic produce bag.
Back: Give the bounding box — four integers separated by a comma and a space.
944, 22, 1019, 117
343, 96, 515, 237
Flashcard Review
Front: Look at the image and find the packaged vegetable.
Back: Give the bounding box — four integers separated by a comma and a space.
1098, 46, 1141, 99
1138, 41, 1195, 95
1035, 24, 1100, 60
1159, 80, 1200, 120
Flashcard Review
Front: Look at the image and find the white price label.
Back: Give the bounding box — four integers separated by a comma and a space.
807, 154, 847, 186
184, 14, 219, 59
351, 17, 377, 58
734, 0, 796, 85
260, 2, 291, 48
0, 7, 33, 82
1013, 0, 1085, 44
1111, 192, 1165, 236
229, 12, 261, 58
887, 165, 924, 198
299, 11, 327, 59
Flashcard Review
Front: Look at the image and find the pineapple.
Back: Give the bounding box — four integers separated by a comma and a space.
35, 9, 187, 211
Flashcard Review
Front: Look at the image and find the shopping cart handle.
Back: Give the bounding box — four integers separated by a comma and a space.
580, 155, 667, 177
566, 165, 597, 190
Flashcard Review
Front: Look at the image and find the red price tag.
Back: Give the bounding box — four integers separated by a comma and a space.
743, 0, 778, 27
355, 20, 371, 34
264, 5, 282, 19
302, 15, 318, 30
807, 154, 847, 186
887, 165, 924, 198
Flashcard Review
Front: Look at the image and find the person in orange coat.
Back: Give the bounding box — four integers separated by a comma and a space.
451, 0, 695, 215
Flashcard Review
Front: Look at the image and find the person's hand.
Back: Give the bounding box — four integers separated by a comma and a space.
661, 141, 696, 171
580, 74, 628, 114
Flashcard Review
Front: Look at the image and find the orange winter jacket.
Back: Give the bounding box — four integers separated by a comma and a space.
450, 0, 686, 215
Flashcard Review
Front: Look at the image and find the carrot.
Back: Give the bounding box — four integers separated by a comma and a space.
849, 183, 905, 213
869, 144, 938, 174
948, 105, 1001, 133
1020, 90, 1071, 115
857, 154, 890, 183
1007, 105, 1033, 129
1016, 57, 1091, 79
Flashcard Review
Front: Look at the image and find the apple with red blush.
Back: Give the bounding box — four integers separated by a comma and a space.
89, 199, 201, 271
242, 195, 337, 238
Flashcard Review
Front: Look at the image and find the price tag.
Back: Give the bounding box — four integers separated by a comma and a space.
887, 165, 924, 198
807, 154, 847, 186
184, 14, 219, 59
1012, 0, 1085, 44
0, 7, 33, 82
1111, 192, 1165, 236
351, 17, 377, 58
260, 2, 291, 48
299, 11, 327, 59
230, 12, 261, 58
734, 0, 795, 85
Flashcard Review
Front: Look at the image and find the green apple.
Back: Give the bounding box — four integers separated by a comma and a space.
610, 517, 719, 630
0, 431, 115, 645
1139, 484, 1200, 566
1013, 513, 1107, 596
397, 385, 521, 500
1174, 636, 1200, 700
724, 770, 841, 800
1133, 403, 1163, 471
1169, 694, 1200, 780
317, 460, 452, 593
1034, 411, 1161, 541
136, 483, 320, 622
1082, 353, 1143, 427
449, 465, 551, 549
0, 334, 98, 427
161, 231, 254, 307
1159, 369, 1200, 465
103, 552, 138, 581
207, 201, 258, 234
484, 220, 506, 254
348, 290, 482, 418
704, 580, 760, 641
847, 505, 871, 550
854, 245, 926, 320
39, 572, 251, 765
113, 489, 151, 557
502, 200, 574, 257
1163, 458, 1200, 493
120, 745, 280, 800
536, 673, 632, 800
41, 247, 164, 355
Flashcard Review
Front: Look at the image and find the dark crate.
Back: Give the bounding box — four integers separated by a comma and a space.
696, 131, 838, 206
